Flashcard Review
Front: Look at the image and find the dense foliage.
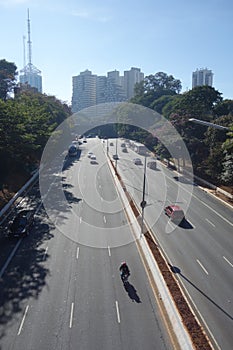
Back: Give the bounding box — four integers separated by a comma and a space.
0, 60, 71, 196
0, 59, 17, 101
129, 73, 233, 186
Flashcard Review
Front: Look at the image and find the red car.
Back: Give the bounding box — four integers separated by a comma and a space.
164, 205, 185, 222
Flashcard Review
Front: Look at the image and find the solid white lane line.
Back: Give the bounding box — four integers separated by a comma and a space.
99, 184, 101, 189
197, 259, 209, 275
43, 246, 48, 261
108, 246, 111, 256
223, 256, 233, 268
76, 247, 80, 259
17, 305, 29, 335
0, 239, 22, 278
205, 218, 215, 227
103, 216, 107, 224
115, 301, 120, 323
69, 303, 74, 328
80, 217, 82, 224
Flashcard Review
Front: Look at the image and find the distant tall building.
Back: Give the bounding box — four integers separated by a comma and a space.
106, 70, 126, 103
71, 67, 144, 113
124, 67, 144, 99
72, 70, 97, 112
19, 10, 42, 93
96, 76, 107, 105
192, 68, 213, 88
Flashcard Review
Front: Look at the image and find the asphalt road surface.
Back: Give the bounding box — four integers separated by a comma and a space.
108, 138, 233, 350
0, 138, 174, 350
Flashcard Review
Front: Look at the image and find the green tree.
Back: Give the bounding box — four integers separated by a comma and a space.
131, 72, 182, 108
0, 59, 17, 101
150, 95, 175, 114
221, 152, 233, 185
222, 124, 233, 153
0, 91, 71, 172
213, 99, 233, 118
165, 86, 222, 120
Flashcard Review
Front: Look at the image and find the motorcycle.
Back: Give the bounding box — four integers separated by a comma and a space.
120, 270, 130, 284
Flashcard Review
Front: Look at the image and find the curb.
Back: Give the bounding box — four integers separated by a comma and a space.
105, 152, 197, 349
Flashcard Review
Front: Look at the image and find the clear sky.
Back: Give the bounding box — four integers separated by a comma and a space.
0, 0, 233, 105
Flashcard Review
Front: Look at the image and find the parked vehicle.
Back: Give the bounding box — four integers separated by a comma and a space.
113, 154, 119, 160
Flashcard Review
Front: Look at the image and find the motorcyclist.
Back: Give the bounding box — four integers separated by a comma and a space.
119, 262, 130, 277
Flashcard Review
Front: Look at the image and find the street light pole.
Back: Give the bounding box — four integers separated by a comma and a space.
107, 138, 109, 157
115, 137, 118, 173
140, 155, 147, 237
189, 118, 230, 131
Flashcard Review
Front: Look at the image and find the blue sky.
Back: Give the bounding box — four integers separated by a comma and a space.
0, 0, 233, 104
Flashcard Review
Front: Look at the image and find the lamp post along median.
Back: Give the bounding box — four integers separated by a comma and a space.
140, 155, 147, 236
115, 137, 118, 173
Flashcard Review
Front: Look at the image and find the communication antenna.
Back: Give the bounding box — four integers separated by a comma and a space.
27, 8, 32, 71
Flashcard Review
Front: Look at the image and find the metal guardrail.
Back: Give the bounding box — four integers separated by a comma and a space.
0, 169, 40, 220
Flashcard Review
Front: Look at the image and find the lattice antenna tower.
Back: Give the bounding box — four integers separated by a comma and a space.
27, 8, 32, 71
20, 9, 41, 76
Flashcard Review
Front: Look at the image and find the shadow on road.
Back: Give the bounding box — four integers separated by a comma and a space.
178, 219, 194, 229
170, 265, 233, 321
123, 282, 141, 303
0, 215, 55, 346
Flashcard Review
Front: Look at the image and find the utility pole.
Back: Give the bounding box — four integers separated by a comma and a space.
140, 155, 147, 237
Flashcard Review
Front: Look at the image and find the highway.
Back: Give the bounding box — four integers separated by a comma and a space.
108, 138, 233, 350
0, 139, 174, 350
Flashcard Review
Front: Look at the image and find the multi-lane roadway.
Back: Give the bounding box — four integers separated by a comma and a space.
0, 138, 175, 350
107, 138, 233, 350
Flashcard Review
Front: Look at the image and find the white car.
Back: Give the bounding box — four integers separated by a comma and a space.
90, 154, 96, 160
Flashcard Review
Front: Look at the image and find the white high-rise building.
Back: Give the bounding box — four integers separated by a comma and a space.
71, 67, 144, 112
124, 67, 144, 99
96, 76, 107, 104
72, 70, 97, 112
192, 68, 213, 88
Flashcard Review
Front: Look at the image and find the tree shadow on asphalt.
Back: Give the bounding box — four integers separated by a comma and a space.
170, 265, 233, 321
62, 149, 81, 171
123, 282, 142, 303
0, 214, 55, 347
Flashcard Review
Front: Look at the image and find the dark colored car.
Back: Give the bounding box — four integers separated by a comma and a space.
164, 205, 185, 222
133, 158, 142, 165
113, 154, 119, 160
8, 210, 34, 238
122, 147, 128, 153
